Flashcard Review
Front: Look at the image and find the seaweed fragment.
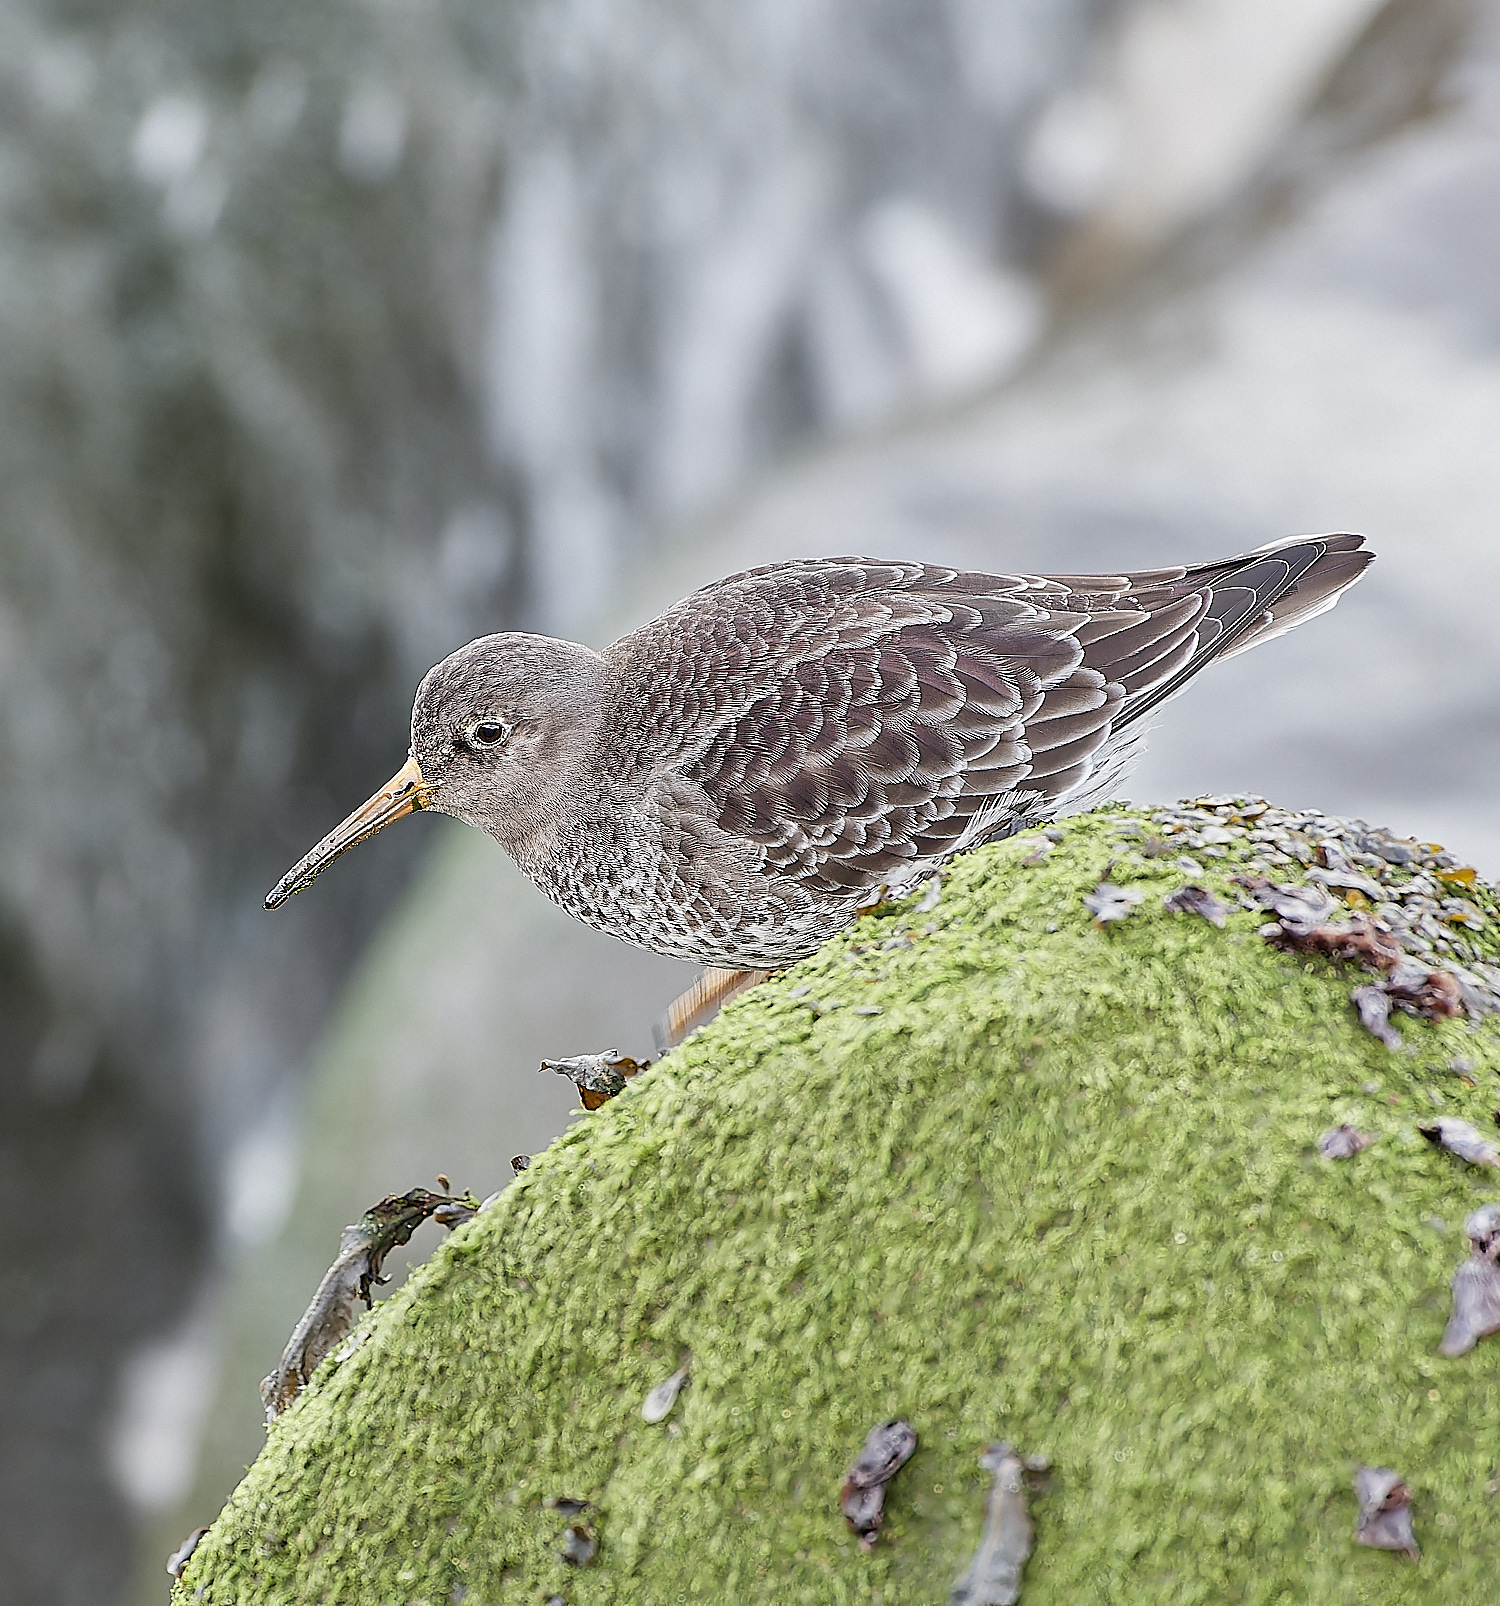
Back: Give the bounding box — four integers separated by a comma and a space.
260, 1187, 475, 1422
1419, 1118, 1500, 1170
1351, 984, 1403, 1050
1155, 801, 1500, 1023
950, 1443, 1050, 1604
1265, 915, 1403, 970
641, 1359, 691, 1423
912, 876, 944, 914
1231, 844, 1491, 1048
1162, 884, 1229, 928
546, 1496, 591, 1518
1305, 841, 1385, 901
1345, 963, 1460, 1050
1384, 959, 1463, 1020
1354, 1465, 1419, 1559
1318, 1125, 1375, 1160
540, 1049, 648, 1109
166, 1526, 209, 1580
839, 1419, 917, 1549
1438, 1204, 1500, 1358
558, 1524, 596, 1565
1235, 875, 1337, 935
1083, 883, 1142, 924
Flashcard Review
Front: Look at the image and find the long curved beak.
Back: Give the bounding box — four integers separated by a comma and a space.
265, 754, 432, 910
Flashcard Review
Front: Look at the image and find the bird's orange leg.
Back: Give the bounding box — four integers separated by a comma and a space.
656, 966, 771, 1051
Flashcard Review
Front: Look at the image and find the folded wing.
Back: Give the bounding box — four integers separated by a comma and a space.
610, 534, 1370, 896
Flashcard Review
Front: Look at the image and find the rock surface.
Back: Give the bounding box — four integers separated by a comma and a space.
177, 804, 1500, 1604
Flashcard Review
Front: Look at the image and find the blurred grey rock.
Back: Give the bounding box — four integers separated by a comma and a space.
0, 4, 510, 1597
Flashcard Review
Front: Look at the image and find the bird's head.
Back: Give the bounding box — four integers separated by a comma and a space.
265, 633, 606, 910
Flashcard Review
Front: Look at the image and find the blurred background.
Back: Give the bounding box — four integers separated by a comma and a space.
1, 0, 1497, 1599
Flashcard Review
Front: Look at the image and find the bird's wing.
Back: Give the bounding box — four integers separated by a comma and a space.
607, 537, 1368, 896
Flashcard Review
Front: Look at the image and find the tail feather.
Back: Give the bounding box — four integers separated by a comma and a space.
1215, 532, 1372, 660
1112, 532, 1371, 729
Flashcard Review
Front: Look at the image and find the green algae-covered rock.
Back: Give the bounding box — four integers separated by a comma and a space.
177, 803, 1500, 1605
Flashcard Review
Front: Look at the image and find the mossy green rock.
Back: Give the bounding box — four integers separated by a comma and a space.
179, 805, 1500, 1604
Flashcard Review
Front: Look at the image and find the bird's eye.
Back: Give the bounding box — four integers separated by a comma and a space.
469, 720, 509, 749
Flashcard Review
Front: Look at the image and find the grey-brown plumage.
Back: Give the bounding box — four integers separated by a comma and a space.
267, 534, 1372, 970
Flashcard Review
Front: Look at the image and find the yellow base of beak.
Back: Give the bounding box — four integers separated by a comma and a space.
266, 754, 430, 910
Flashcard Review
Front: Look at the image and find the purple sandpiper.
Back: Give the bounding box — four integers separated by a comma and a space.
267, 536, 1371, 1011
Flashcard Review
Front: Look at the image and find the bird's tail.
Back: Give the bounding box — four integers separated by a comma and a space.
1211, 531, 1372, 660
1113, 531, 1372, 731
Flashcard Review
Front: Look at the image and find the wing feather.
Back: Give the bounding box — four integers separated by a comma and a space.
604, 536, 1370, 899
